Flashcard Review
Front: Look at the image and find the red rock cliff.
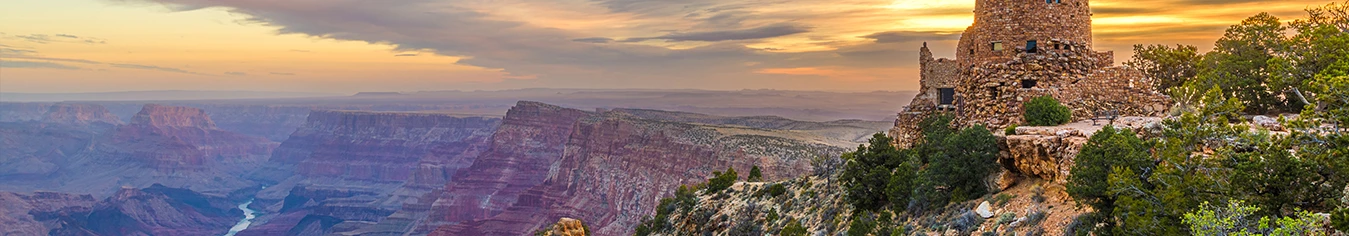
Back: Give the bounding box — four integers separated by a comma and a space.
418, 102, 833, 236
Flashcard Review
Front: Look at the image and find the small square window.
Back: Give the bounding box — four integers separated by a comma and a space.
992, 42, 1004, 51
938, 88, 956, 105
1026, 40, 1038, 53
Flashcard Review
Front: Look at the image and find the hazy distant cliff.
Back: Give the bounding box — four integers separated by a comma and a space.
238, 110, 501, 236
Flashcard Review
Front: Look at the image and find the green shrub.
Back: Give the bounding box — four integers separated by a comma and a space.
848, 213, 877, 236
1334, 207, 1349, 233
705, 167, 738, 193
993, 194, 1015, 207
1065, 126, 1152, 222
1023, 96, 1072, 126
841, 133, 910, 211
1183, 201, 1324, 235
766, 184, 787, 198
1004, 124, 1018, 135
781, 219, 808, 236
748, 165, 763, 182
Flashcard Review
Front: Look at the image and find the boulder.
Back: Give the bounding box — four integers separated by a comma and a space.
977, 201, 994, 218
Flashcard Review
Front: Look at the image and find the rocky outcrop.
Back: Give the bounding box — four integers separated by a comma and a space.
13, 184, 245, 236
997, 117, 1162, 183
130, 104, 217, 128
538, 218, 588, 236
0, 102, 51, 122
43, 103, 121, 126
98, 104, 275, 171
415, 102, 843, 236
0, 191, 99, 236
999, 128, 1088, 183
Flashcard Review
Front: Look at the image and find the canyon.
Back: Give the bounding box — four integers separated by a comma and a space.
0, 91, 896, 235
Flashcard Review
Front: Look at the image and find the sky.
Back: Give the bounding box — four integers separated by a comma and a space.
0, 0, 1336, 93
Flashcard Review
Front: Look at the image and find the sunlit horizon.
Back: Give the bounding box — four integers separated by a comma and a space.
0, 0, 1335, 93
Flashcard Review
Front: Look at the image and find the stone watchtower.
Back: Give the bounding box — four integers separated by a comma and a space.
957, 0, 1094, 67
890, 0, 1171, 148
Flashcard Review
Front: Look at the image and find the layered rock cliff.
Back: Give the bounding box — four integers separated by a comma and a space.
3, 184, 245, 236
239, 110, 501, 235
43, 103, 122, 126
1, 104, 282, 196
95, 104, 276, 172
0, 104, 123, 189
0, 102, 51, 122
0, 191, 99, 236
412, 102, 846, 236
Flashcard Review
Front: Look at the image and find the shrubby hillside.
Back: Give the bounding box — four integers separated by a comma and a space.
635, 2, 1349, 235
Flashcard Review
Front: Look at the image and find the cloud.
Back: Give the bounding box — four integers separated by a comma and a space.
94, 0, 1337, 91
0, 48, 37, 56
1, 60, 81, 70
861, 31, 961, 44
271, 72, 295, 76
572, 37, 614, 43
622, 23, 811, 42
225, 71, 247, 76
1, 55, 205, 75
7, 33, 108, 44
109, 63, 199, 74
15, 34, 52, 44
394, 53, 418, 57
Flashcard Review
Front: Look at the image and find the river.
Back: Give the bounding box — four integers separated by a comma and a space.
223, 199, 258, 236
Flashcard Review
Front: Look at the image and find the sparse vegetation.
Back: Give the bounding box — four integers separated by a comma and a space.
781, 219, 808, 236
705, 167, 738, 194
748, 166, 764, 182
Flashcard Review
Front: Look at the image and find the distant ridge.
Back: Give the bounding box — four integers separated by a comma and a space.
352, 92, 407, 96
0, 90, 341, 102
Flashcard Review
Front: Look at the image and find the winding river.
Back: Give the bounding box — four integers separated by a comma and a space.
223, 199, 259, 236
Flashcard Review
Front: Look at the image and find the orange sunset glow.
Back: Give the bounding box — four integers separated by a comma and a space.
0, 0, 1337, 93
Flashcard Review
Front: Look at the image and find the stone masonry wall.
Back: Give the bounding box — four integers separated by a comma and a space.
954, 43, 1171, 128
891, 0, 1171, 148
957, 0, 1093, 67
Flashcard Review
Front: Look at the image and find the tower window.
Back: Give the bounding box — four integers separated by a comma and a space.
938, 88, 956, 105
992, 42, 1004, 51
1026, 40, 1038, 53
1022, 80, 1038, 89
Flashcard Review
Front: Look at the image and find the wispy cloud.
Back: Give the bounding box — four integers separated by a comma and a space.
1, 55, 205, 75
622, 23, 812, 42
7, 33, 108, 44
1, 60, 81, 70
225, 71, 247, 76
270, 72, 294, 76
0, 48, 37, 56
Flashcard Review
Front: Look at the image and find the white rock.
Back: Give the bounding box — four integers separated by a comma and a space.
1252, 116, 1284, 131
976, 201, 994, 218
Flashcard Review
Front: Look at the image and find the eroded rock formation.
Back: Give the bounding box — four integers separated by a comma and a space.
239, 110, 501, 235
416, 102, 842, 236
0, 185, 243, 236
